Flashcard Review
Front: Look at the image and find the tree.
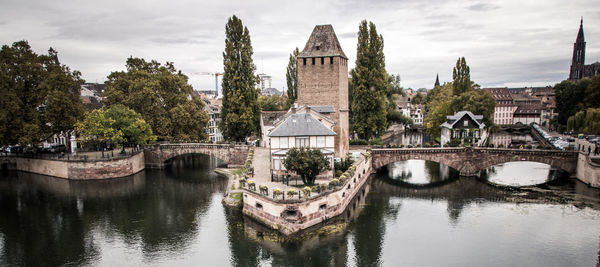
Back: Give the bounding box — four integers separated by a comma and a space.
350, 20, 389, 140
258, 95, 287, 111
411, 92, 425, 105
220, 15, 260, 142
103, 57, 208, 142
283, 147, 331, 185
567, 108, 600, 134
452, 57, 471, 95
76, 104, 156, 147
286, 47, 299, 106
0, 41, 85, 147
554, 79, 586, 126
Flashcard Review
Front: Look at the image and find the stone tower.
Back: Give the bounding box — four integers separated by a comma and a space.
569, 18, 586, 81
297, 25, 349, 157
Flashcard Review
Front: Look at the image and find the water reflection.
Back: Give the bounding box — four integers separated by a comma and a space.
382, 160, 459, 186
1, 154, 599, 266
480, 161, 567, 186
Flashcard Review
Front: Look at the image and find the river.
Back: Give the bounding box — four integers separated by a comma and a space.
1, 154, 599, 266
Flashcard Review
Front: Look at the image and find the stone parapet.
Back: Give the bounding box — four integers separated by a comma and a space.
242, 153, 373, 235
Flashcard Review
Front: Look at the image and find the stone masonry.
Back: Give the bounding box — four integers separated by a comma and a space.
144, 143, 249, 168
297, 25, 349, 157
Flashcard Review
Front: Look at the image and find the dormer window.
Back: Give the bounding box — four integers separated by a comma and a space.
316, 45, 320, 50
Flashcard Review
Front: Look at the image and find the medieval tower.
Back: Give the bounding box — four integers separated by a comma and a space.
297, 25, 349, 157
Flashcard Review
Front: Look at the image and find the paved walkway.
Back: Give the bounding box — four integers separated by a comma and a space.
250, 147, 296, 190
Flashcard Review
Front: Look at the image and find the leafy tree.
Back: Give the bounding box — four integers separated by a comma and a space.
258, 95, 287, 111
452, 57, 471, 95
554, 79, 586, 126
389, 74, 403, 95
350, 20, 389, 140
76, 104, 156, 147
286, 47, 299, 106
283, 147, 331, 185
220, 15, 260, 142
567, 108, 600, 134
103, 57, 208, 141
583, 75, 600, 109
334, 154, 354, 174
0, 41, 85, 147
411, 92, 425, 105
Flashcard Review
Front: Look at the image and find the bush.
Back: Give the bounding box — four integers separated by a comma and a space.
350, 139, 368, 145
369, 138, 382, 146
287, 189, 297, 197
334, 154, 354, 174
273, 188, 283, 199
302, 186, 311, 197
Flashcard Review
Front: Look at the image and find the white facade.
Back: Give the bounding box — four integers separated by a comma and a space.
205, 104, 223, 143
493, 105, 518, 125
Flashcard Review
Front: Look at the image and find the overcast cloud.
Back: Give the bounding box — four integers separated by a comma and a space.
1, 0, 598, 91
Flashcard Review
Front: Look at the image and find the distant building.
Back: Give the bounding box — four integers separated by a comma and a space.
484, 88, 518, 125
569, 18, 600, 81
260, 87, 283, 97
297, 24, 349, 157
394, 92, 426, 126
80, 83, 105, 110
202, 99, 223, 143
257, 73, 272, 92
260, 110, 288, 147
440, 111, 487, 147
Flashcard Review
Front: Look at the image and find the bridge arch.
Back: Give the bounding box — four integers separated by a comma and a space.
371, 148, 578, 177
144, 143, 250, 168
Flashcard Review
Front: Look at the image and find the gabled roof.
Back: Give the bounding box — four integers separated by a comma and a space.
440, 111, 485, 129
261, 111, 287, 127
308, 105, 335, 113
298, 25, 347, 59
269, 113, 336, 137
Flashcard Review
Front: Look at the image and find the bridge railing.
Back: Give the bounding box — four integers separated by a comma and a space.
145, 142, 251, 150
370, 147, 578, 157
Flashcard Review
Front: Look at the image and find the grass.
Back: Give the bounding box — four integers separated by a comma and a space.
229, 192, 243, 200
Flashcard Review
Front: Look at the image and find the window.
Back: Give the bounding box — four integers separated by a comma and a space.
280, 137, 288, 148
317, 136, 326, 147
321, 57, 324, 64
330, 57, 333, 64
303, 58, 306, 65
464, 120, 468, 127
296, 137, 309, 147
273, 158, 280, 170
312, 58, 315, 65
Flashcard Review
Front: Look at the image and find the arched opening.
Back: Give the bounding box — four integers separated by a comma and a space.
164, 154, 227, 183
376, 159, 460, 187
479, 161, 570, 187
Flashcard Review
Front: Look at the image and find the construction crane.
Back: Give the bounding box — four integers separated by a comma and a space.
192, 72, 223, 97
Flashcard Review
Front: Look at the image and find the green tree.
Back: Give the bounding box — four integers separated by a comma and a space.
583, 75, 600, 109
283, 147, 331, 185
258, 95, 287, 111
554, 79, 587, 126
76, 104, 156, 147
286, 47, 299, 106
567, 108, 600, 134
220, 15, 260, 142
452, 57, 471, 95
350, 20, 389, 140
411, 92, 425, 105
103, 57, 208, 141
0, 41, 85, 147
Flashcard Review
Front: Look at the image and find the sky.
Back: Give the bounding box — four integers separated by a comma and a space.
1, 0, 599, 93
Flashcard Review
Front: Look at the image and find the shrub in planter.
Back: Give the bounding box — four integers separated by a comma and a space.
247, 180, 256, 191
287, 189, 297, 197
339, 175, 347, 184
259, 185, 268, 195
311, 185, 320, 193
273, 188, 283, 199
302, 186, 311, 197
239, 178, 247, 187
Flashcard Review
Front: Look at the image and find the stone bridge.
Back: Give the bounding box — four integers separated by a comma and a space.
371, 147, 578, 176
144, 143, 250, 168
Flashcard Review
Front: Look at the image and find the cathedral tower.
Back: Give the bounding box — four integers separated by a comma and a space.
297, 25, 349, 157
569, 18, 586, 80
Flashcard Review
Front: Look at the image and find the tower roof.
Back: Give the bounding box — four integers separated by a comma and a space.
434, 74, 440, 87
577, 17, 585, 42
298, 24, 347, 59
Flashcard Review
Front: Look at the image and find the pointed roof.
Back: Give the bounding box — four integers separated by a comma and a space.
298, 25, 347, 59
434, 74, 440, 87
269, 113, 337, 137
576, 17, 585, 42
440, 111, 485, 129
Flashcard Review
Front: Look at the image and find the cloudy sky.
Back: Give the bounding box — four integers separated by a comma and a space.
1, 0, 598, 92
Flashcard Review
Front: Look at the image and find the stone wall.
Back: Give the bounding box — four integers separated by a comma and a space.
576, 153, 600, 187
242, 153, 372, 235
14, 152, 145, 180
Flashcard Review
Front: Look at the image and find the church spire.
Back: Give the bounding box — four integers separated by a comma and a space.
569, 17, 586, 80
434, 74, 440, 88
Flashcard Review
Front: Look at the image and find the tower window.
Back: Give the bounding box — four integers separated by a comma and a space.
303, 58, 306, 65
312, 58, 315, 65
330, 57, 333, 64
321, 57, 324, 64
